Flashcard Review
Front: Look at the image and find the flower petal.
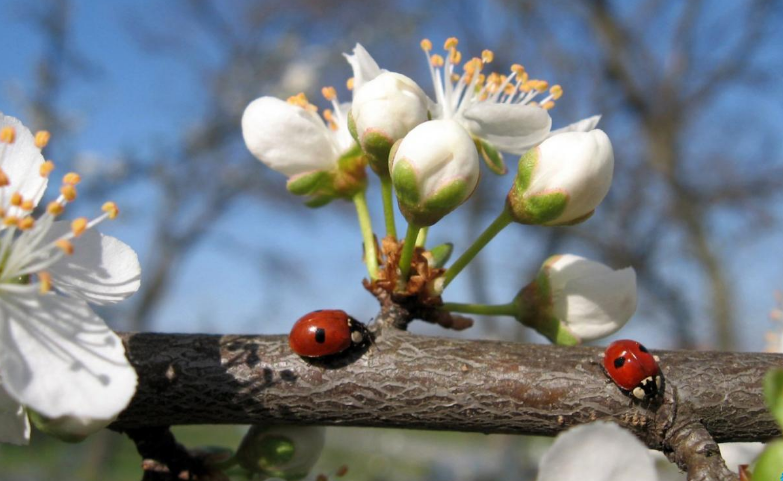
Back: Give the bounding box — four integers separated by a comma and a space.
548, 115, 602, 137
0, 381, 30, 445
460, 103, 552, 155
536, 422, 658, 481
0, 293, 137, 421
242, 97, 338, 177
0, 113, 48, 211
343, 43, 382, 91
42, 221, 141, 305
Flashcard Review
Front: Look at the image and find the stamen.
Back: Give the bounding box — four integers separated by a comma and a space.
40, 160, 55, 178
21, 200, 34, 211
17, 217, 34, 230
481, 50, 494, 63
286, 93, 318, 113
511, 64, 525, 76
10, 193, 22, 207
38, 271, 52, 294
55, 239, 74, 255
47, 201, 64, 216
0, 127, 15, 144
542, 101, 555, 110
430, 54, 444, 67
444, 37, 459, 50
3, 216, 18, 226
34, 131, 51, 149
420, 39, 432, 52
550, 85, 563, 100
101, 201, 119, 220
60, 184, 77, 202
346, 78, 354, 91
0, 169, 8, 187
63, 172, 81, 185
321, 86, 337, 101
449, 49, 462, 65
71, 217, 88, 237
451, 73, 460, 82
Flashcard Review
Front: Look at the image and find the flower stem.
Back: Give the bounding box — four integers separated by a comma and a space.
380, 176, 397, 238
353, 190, 379, 280
441, 302, 517, 317
415, 226, 429, 248
398, 222, 421, 283
441, 208, 513, 290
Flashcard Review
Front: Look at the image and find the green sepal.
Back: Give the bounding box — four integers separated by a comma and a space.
429, 243, 454, 268
474, 138, 507, 175
286, 170, 330, 196
347, 110, 359, 144
750, 440, 783, 481
764, 368, 783, 429
506, 191, 568, 225
423, 179, 468, 213
304, 195, 334, 208
361, 130, 394, 177
391, 159, 420, 205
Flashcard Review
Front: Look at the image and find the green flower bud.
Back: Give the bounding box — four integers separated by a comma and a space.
236, 425, 325, 480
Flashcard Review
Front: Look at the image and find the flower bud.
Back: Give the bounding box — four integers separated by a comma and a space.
390, 119, 480, 226
28, 409, 113, 443
235, 425, 325, 479
350, 72, 429, 175
514, 254, 636, 345
506, 130, 613, 226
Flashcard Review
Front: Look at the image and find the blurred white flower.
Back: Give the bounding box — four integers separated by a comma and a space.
236, 425, 326, 479
516, 254, 636, 344
390, 119, 480, 226
537, 422, 658, 481
0, 113, 140, 444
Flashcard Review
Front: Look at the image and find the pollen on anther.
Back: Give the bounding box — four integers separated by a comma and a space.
47, 201, 64, 216
38, 272, 52, 294
550, 85, 563, 100
420, 39, 432, 52
3, 216, 18, 227
34, 131, 51, 149
63, 172, 81, 185
17, 217, 34, 230
430, 54, 444, 67
0, 126, 15, 144
321, 86, 337, 101
481, 50, 494, 63
444, 37, 459, 50
55, 239, 74, 255
21, 200, 34, 211
346, 77, 355, 91
449, 49, 462, 65
10, 193, 22, 207
101, 201, 120, 219
0, 169, 8, 187
61, 184, 77, 202
71, 217, 88, 236
542, 101, 555, 110
40, 160, 55, 178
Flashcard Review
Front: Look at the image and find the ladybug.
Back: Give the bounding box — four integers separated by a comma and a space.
288, 309, 369, 358
602, 339, 663, 400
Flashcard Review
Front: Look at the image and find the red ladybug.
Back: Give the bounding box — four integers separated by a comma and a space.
602, 339, 663, 400
289, 309, 368, 358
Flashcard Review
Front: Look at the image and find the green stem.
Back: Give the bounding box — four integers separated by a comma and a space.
398, 223, 421, 283
415, 226, 429, 248
353, 190, 379, 280
380, 176, 397, 238
441, 302, 517, 317
441, 208, 513, 290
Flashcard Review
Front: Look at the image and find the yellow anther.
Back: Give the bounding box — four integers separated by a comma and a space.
71, 217, 88, 236
63, 172, 81, 185
542, 101, 555, 110
463, 58, 482, 75
420, 39, 432, 52
481, 50, 494, 63
3, 216, 18, 226
38, 272, 52, 294
0, 126, 15, 144
61, 184, 77, 202
34, 130, 51, 149
550, 84, 563, 100
0, 169, 8, 187
17, 216, 34, 230
321, 86, 337, 101
40, 160, 55, 177
47, 201, 64, 216
55, 239, 74, 255
444, 37, 459, 50
430, 54, 444, 67
520, 81, 534, 93
533, 80, 549, 92
346, 77, 355, 91
504, 83, 516, 95
10, 193, 22, 207
286, 93, 316, 112
511, 64, 525, 76
101, 201, 120, 219
449, 49, 462, 65
451, 73, 460, 82
323, 109, 334, 121
477, 74, 486, 85
21, 199, 34, 211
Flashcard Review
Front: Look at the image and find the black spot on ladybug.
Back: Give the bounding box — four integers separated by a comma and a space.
614, 357, 625, 369
315, 328, 326, 343
638, 344, 648, 353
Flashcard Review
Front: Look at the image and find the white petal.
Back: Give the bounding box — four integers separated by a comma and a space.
0, 113, 48, 211
343, 43, 382, 91
0, 381, 30, 445
43, 222, 141, 305
537, 422, 658, 481
548, 115, 602, 137
0, 293, 137, 421
460, 103, 552, 155
242, 97, 338, 177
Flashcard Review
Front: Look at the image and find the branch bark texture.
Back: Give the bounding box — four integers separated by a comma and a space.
113, 328, 781, 450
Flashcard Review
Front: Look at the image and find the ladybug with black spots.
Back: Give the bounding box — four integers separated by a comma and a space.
289, 309, 369, 358
602, 339, 663, 400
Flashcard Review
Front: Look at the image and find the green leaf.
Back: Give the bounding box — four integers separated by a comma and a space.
475, 138, 507, 175
764, 369, 783, 429
429, 242, 453, 268
750, 440, 783, 481
286, 170, 330, 196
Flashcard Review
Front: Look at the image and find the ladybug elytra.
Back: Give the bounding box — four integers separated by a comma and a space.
602, 339, 663, 400
288, 309, 368, 358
